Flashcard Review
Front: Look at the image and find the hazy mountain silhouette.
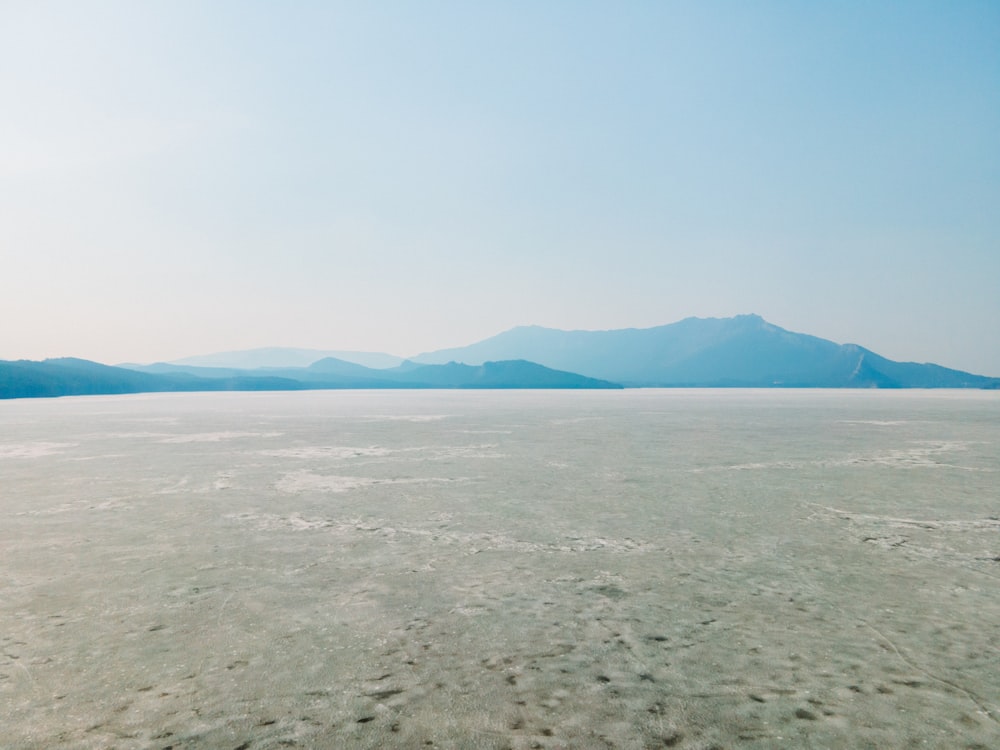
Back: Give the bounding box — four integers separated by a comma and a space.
413, 315, 999, 388
0, 358, 307, 399
6, 315, 998, 399
166, 347, 404, 370
385, 360, 622, 389
2, 357, 620, 399
135, 357, 385, 383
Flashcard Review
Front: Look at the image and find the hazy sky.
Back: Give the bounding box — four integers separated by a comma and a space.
2, 1, 998, 374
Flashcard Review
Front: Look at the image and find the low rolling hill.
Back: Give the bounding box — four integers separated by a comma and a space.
1, 357, 621, 400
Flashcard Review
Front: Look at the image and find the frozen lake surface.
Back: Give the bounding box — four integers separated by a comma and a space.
2, 389, 999, 749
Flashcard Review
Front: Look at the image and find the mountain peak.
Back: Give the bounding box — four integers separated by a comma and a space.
411, 315, 997, 388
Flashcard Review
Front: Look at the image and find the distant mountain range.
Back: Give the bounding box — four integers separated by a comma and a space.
0, 357, 619, 400
414, 315, 999, 388
2, 315, 997, 400
166, 346, 405, 370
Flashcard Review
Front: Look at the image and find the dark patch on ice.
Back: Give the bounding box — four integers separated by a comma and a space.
592, 584, 626, 599
660, 730, 685, 746
366, 688, 403, 700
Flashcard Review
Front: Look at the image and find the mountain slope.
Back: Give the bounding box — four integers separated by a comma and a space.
0, 358, 166, 399
3, 358, 622, 399
393, 360, 622, 389
0, 358, 308, 399
8, 316, 997, 399
413, 315, 999, 388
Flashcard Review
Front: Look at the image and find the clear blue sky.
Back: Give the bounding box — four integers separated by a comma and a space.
2, 1, 998, 374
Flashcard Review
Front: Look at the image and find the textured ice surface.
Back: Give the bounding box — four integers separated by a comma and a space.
2, 389, 999, 749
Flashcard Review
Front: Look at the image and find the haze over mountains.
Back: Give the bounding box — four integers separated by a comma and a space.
413, 315, 999, 388
2, 316, 997, 399
0, 357, 619, 400
169, 347, 405, 370
167, 315, 998, 388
